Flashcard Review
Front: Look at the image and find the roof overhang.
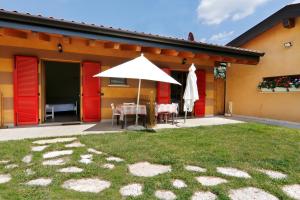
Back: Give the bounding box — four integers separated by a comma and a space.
228, 3, 300, 47
0, 9, 264, 63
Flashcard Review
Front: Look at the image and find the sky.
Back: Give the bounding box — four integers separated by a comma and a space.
0, 0, 299, 45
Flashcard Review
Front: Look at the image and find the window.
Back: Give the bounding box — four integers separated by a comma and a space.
109, 78, 127, 85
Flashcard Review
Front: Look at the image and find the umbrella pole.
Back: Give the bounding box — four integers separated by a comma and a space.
135, 79, 141, 126
184, 111, 187, 123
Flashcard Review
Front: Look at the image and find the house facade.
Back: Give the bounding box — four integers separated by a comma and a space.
227, 3, 300, 123
0, 9, 263, 127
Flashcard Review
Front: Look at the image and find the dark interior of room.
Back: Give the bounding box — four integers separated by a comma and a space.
44, 61, 80, 123
171, 71, 188, 116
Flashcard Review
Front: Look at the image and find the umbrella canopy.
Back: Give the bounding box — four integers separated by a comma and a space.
94, 54, 181, 128
183, 64, 199, 113
94, 54, 180, 85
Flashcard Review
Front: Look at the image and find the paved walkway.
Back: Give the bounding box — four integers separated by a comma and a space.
154, 117, 244, 130
0, 116, 298, 141
0, 117, 243, 141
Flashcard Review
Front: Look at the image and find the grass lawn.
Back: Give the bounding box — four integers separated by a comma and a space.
0, 122, 299, 200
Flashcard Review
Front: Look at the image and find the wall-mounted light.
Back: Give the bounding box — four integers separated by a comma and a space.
283, 41, 293, 48
57, 43, 63, 53
182, 58, 187, 65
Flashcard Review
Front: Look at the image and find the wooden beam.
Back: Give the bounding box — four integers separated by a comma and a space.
141, 47, 161, 54
3, 28, 27, 39
210, 55, 223, 62
120, 44, 141, 52
62, 36, 71, 44
161, 49, 179, 57
87, 39, 96, 47
195, 53, 210, 60
104, 42, 120, 49
178, 51, 195, 58
221, 57, 237, 63
0, 28, 4, 36
38, 32, 51, 42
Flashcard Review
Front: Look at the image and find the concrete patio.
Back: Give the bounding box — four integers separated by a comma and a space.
0, 117, 245, 141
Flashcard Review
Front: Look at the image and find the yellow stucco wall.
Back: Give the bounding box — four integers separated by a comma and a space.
226, 18, 300, 123
0, 31, 217, 126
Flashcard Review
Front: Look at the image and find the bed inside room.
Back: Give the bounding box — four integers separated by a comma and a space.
44, 61, 80, 123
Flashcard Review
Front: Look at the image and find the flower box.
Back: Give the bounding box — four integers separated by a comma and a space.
260, 88, 273, 92
274, 87, 288, 92
288, 87, 300, 92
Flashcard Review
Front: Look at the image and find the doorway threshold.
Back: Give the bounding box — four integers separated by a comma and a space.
40, 121, 82, 127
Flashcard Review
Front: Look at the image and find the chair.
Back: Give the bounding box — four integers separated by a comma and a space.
45, 104, 54, 120
111, 103, 120, 126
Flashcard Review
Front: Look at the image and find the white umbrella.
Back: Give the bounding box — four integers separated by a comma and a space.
94, 54, 181, 127
183, 64, 199, 123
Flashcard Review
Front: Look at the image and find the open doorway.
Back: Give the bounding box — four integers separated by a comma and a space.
171, 71, 188, 116
43, 61, 80, 123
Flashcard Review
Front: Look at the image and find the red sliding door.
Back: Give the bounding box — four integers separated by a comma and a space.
194, 70, 206, 117
14, 56, 39, 125
82, 62, 101, 122
157, 68, 171, 104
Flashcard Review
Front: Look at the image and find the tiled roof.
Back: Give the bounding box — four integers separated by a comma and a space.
0, 8, 264, 57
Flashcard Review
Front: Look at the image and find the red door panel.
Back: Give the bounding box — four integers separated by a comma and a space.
157, 68, 171, 104
14, 56, 39, 125
194, 70, 206, 117
82, 62, 101, 122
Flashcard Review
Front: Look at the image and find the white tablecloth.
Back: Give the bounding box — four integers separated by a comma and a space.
116, 105, 147, 121
156, 104, 178, 116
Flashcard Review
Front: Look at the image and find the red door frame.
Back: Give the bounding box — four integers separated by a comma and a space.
157, 68, 171, 104
194, 70, 206, 117
82, 61, 101, 122
14, 56, 39, 125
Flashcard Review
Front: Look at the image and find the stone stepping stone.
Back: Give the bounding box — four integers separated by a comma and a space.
87, 148, 103, 155
257, 169, 287, 179
22, 154, 33, 164
33, 137, 77, 145
185, 165, 207, 173
128, 162, 171, 177
172, 179, 187, 189
282, 184, 300, 200
217, 167, 251, 178
195, 176, 228, 186
43, 158, 68, 166
106, 156, 124, 162
0, 174, 11, 184
101, 163, 115, 169
191, 191, 217, 200
79, 154, 93, 164
62, 178, 111, 193
58, 166, 83, 173
0, 160, 10, 164
120, 183, 143, 197
25, 169, 35, 176
229, 187, 278, 200
155, 190, 176, 200
81, 154, 93, 159
5, 164, 18, 169
43, 150, 73, 159
65, 141, 85, 148
31, 145, 49, 152
26, 178, 52, 187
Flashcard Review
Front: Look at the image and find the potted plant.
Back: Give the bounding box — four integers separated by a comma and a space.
289, 78, 300, 92
258, 80, 272, 92
274, 76, 289, 92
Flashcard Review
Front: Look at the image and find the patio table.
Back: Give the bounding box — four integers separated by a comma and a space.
116, 104, 147, 128
156, 104, 178, 124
